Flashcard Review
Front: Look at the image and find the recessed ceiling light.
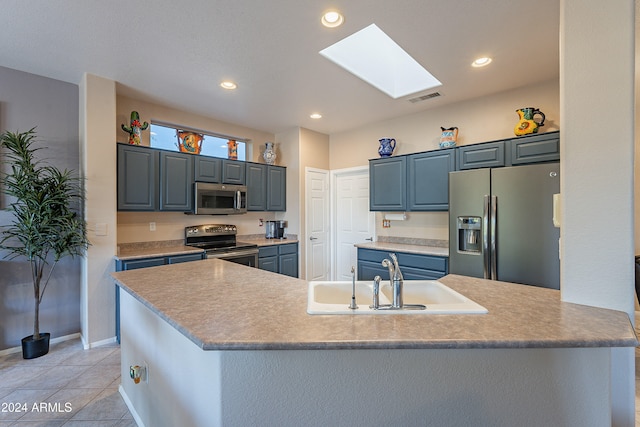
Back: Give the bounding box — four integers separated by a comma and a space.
471, 57, 492, 68
220, 81, 237, 90
321, 10, 344, 28
310, 113, 322, 119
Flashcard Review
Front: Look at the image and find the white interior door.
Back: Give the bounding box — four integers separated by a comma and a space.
305, 168, 330, 281
333, 167, 375, 280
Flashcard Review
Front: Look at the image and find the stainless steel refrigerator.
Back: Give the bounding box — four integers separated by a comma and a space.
448, 162, 560, 289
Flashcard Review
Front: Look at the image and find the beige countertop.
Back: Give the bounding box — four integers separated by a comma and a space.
355, 241, 449, 257
111, 260, 637, 351
237, 236, 299, 247
115, 244, 204, 261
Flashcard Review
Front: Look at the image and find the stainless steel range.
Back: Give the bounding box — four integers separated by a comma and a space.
184, 224, 258, 267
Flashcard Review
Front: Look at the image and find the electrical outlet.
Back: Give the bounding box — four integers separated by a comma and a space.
149, 222, 156, 231
259, 218, 264, 226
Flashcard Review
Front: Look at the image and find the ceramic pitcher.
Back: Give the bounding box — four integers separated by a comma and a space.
378, 138, 396, 157
514, 107, 545, 136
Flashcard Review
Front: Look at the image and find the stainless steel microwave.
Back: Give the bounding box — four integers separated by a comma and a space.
193, 182, 247, 215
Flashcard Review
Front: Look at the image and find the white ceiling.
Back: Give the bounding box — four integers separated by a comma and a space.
0, 1, 560, 135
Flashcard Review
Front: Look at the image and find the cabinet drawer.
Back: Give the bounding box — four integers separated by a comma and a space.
358, 249, 447, 273
509, 132, 560, 165
259, 246, 278, 258
457, 141, 505, 170
278, 243, 298, 255
120, 257, 165, 270
167, 253, 204, 264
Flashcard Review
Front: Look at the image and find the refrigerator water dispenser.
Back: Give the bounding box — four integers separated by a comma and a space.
457, 217, 482, 253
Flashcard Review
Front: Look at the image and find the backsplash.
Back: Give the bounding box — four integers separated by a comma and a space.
377, 235, 448, 248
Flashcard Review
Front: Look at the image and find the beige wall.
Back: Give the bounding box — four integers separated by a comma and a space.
80, 73, 118, 347
329, 79, 560, 241
115, 95, 281, 243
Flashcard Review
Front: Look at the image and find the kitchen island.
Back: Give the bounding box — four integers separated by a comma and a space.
111, 259, 636, 427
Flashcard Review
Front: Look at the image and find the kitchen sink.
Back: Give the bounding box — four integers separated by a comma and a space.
307, 280, 488, 315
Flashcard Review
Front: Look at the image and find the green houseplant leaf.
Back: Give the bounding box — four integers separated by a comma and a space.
0, 128, 90, 340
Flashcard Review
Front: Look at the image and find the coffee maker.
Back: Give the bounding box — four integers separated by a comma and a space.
265, 220, 287, 239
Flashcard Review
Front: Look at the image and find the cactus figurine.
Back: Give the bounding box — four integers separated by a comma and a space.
121, 111, 149, 145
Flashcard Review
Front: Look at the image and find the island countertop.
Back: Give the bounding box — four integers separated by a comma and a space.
111, 259, 637, 351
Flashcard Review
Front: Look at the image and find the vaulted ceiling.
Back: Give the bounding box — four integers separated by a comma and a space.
0, 1, 560, 135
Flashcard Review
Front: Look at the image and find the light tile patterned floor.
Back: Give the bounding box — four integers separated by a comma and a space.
1, 332, 639, 426
0, 339, 134, 427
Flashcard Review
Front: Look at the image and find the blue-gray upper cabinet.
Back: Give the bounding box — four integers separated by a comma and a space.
246, 163, 267, 211
369, 156, 407, 211
117, 143, 158, 211
159, 151, 193, 211
222, 159, 246, 184
194, 156, 221, 183
457, 141, 505, 170
246, 163, 286, 211
407, 149, 456, 211
267, 165, 286, 211
509, 131, 560, 165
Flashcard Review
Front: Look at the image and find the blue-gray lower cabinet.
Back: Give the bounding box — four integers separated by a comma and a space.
115, 252, 205, 342
357, 248, 448, 281
258, 243, 298, 277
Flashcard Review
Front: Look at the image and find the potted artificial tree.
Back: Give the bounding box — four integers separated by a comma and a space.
0, 128, 89, 359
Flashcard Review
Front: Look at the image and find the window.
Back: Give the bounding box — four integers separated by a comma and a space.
150, 123, 246, 160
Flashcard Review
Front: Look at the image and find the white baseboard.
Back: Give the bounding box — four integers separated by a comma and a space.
119, 384, 145, 427
81, 335, 117, 350
0, 332, 81, 357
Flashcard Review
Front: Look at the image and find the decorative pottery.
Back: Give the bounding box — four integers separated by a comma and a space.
121, 111, 149, 145
378, 138, 396, 157
176, 131, 203, 154
263, 142, 276, 165
227, 140, 238, 160
22, 333, 50, 359
439, 127, 458, 148
514, 107, 545, 136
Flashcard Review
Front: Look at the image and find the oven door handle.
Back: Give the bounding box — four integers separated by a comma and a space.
234, 190, 241, 211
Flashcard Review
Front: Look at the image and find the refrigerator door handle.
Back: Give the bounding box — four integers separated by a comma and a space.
490, 195, 498, 280
483, 195, 490, 279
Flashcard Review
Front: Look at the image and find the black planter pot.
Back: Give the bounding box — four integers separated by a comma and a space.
21, 333, 50, 359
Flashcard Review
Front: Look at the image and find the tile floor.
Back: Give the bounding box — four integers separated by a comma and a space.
0, 338, 134, 427
1, 332, 639, 427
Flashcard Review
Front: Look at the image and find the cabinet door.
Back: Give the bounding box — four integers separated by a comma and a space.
509, 131, 560, 165
258, 256, 278, 273
369, 157, 406, 211
267, 166, 286, 211
222, 159, 246, 184
407, 150, 455, 211
457, 141, 505, 170
194, 156, 221, 183
117, 144, 158, 211
160, 151, 193, 211
118, 257, 165, 271
279, 253, 298, 278
357, 260, 389, 281
246, 163, 267, 211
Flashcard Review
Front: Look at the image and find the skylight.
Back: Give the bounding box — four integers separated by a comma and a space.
319, 24, 441, 99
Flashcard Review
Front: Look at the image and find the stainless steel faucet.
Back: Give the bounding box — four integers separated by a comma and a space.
382, 253, 403, 308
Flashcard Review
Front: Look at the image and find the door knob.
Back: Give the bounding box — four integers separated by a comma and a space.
310, 236, 318, 241
365, 237, 373, 241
